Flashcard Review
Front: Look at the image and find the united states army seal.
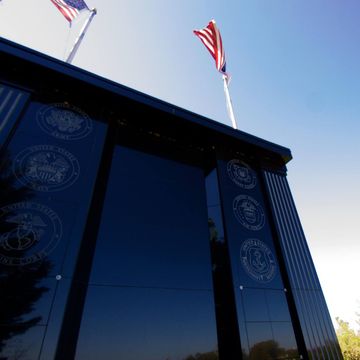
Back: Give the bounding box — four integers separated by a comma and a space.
227, 159, 257, 189
14, 145, 80, 192
0, 202, 62, 266
37, 103, 92, 140
233, 195, 265, 231
240, 239, 276, 283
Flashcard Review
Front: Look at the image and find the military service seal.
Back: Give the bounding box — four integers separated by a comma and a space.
233, 195, 265, 231
37, 103, 92, 140
14, 145, 80, 192
227, 159, 257, 189
0, 202, 62, 266
240, 238, 276, 283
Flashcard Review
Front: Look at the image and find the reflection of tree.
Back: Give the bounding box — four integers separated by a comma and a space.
183, 350, 219, 360
0, 150, 31, 206
248, 340, 298, 360
208, 217, 242, 359
0, 261, 51, 358
0, 150, 51, 359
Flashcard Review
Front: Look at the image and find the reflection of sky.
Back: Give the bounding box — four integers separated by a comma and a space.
206, 169, 225, 243
205, 170, 221, 208
246, 321, 298, 353
89, 146, 213, 290
0, 85, 29, 146
76, 287, 218, 360
75, 145, 219, 359
241, 288, 297, 352
272, 322, 298, 350
246, 322, 273, 348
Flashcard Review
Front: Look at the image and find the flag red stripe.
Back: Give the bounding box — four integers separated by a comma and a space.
194, 19, 227, 77
193, 31, 216, 59
50, 0, 86, 22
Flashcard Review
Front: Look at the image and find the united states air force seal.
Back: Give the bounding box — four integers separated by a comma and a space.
37, 103, 92, 140
0, 202, 62, 266
233, 195, 265, 231
240, 239, 276, 283
227, 159, 257, 189
14, 145, 80, 192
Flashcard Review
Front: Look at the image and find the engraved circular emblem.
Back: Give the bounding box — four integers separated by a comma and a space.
37, 103, 92, 140
0, 202, 62, 266
240, 239, 276, 283
14, 145, 80, 192
227, 159, 257, 189
233, 195, 265, 231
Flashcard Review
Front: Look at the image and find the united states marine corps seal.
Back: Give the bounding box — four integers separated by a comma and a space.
233, 195, 265, 231
13, 145, 80, 192
227, 159, 257, 189
0, 202, 62, 266
37, 103, 92, 140
240, 239, 276, 283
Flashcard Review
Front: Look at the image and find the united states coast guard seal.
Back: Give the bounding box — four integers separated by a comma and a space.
227, 159, 257, 189
240, 239, 276, 283
0, 202, 62, 266
37, 103, 92, 140
14, 145, 80, 192
233, 195, 265, 231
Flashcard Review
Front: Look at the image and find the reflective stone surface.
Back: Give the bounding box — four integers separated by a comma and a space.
216, 157, 300, 359
0, 95, 107, 359
0, 325, 46, 359
88, 146, 213, 290
75, 144, 219, 359
76, 287, 218, 360
0, 43, 342, 359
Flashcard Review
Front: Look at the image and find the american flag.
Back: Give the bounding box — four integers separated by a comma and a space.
193, 20, 228, 79
50, 0, 89, 22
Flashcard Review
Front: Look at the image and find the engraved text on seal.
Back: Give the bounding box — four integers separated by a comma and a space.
240, 239, 276, 283
37, 103, 92, 140
233, 195, 265, 231
0, 202, 62, 266
14, 145, 80, 192
227, 159, 257, 189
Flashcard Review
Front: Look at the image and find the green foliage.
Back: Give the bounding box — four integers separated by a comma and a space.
336, 317, 360, 360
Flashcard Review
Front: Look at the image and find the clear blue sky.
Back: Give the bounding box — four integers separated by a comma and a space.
1, 0, 359, 330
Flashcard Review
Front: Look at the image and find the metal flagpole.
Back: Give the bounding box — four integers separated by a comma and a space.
222, 75, 238, 129
66, 8, 97, 64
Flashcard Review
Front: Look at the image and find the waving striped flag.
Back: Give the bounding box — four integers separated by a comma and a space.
193, 19, 228, 79
50, 0, 89, 22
